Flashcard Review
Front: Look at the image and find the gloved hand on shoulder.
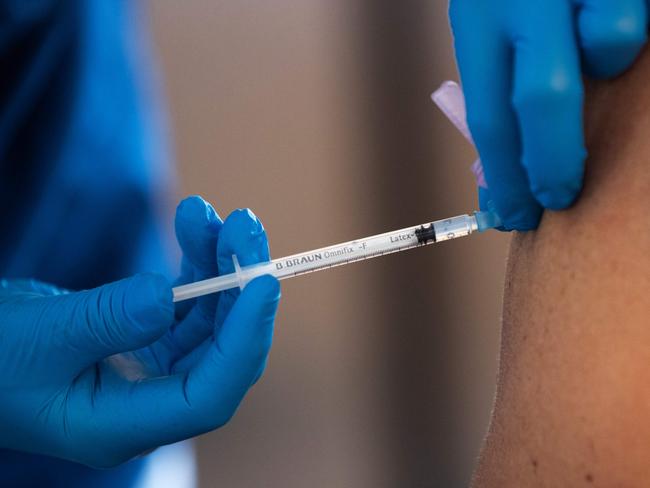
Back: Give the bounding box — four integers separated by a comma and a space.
450, 0, 648, 230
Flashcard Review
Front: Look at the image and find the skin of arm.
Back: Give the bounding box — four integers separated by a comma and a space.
472, 48, 650, 487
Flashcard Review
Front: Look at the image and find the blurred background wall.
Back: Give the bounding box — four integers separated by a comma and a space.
149, 1, 509, 487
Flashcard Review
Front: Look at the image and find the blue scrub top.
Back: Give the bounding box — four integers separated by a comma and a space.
0, 0, 174, 486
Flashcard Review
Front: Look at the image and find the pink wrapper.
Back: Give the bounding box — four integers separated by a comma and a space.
432, 81, 488, 189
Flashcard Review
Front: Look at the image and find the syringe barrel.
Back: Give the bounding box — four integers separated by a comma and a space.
172, 213, 482, 302
267, 213, 478, 281
269, 227, 421, 281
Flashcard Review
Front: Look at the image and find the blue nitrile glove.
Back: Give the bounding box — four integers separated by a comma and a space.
0, 196, 280, 468
449, 0, 648, 230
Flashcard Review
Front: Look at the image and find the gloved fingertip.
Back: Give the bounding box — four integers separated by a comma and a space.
579, 13, 647, 79
229, 208, 265, 234
533, 185, 580, 211
503, 220, 539, 232
125, 273, 174, 333
218, 209, 269, 270
245, 274, 281, 303
584, 56, 637, 80
176, 195, 220, 225
175, 196, 222, 272
581, 36, 646, 79
478, 191, 524, 232
499, 205, 543, 232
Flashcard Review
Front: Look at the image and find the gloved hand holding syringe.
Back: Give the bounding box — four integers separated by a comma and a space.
174, 81, 500, 302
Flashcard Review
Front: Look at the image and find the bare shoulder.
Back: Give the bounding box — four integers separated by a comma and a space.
473, 50, 650, 487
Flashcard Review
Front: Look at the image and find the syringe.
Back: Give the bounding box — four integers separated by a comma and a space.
172, 210, 500, 302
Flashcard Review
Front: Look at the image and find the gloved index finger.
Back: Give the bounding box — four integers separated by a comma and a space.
450, 1, 542, 230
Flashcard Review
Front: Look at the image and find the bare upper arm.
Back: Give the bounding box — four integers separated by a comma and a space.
472, 49, 650, 487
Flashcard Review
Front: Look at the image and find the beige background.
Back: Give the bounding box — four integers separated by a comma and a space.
149, 2, 509, 486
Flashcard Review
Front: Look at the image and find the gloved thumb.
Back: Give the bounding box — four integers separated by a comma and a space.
56, 273, 174, 363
